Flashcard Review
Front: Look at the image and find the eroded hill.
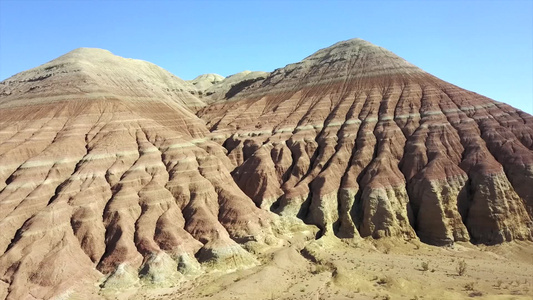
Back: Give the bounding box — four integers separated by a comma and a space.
199, 39, 533, 245
0, 39, 531, 299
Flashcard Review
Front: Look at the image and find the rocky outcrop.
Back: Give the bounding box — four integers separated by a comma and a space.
189, 73, 225, 92
190, 70, 269, 103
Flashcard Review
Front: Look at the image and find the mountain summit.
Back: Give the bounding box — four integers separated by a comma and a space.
0, 39, 532, 299
293, 38, 423, 78
228, 38, 424, 99
0, 47, 205, 110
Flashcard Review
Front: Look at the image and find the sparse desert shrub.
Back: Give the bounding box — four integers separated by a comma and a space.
457, 259, 467, 276
495, 280, 503, 287
469, 291, 483, 297
377, 277, 389, 285
421, 261, 429, 271
464, 282, 475, 291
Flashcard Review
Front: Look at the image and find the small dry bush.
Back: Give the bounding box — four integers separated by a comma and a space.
376, 276, 389, 285
456, 260, 467, 276
420, 261, 429, 271
469, 291, 483, 297
464, 282, 475, 291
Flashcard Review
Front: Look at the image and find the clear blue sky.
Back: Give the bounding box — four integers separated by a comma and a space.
1, 0, 532, 113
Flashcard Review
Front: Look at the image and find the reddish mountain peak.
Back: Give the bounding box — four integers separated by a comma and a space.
227, 38, 425, 101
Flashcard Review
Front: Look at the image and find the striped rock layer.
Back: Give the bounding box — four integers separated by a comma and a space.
0, 48, 272, 299
0, 39, 532, 299
199, 39, 533, 245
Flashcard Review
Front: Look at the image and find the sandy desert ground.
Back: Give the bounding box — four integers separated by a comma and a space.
92, 232, 532, 300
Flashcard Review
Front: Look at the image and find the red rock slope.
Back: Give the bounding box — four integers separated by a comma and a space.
0, 39, 532, 299
0, 48, 273, 299
198, 38, 533, 246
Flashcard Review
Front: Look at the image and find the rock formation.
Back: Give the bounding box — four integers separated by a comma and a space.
198, 39, 533, 245
188, 70, 269, 103
0, 48, 275, 299
0, 39, 532, 299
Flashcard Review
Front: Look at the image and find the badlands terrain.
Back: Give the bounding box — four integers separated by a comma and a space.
0, 39, 531, 299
